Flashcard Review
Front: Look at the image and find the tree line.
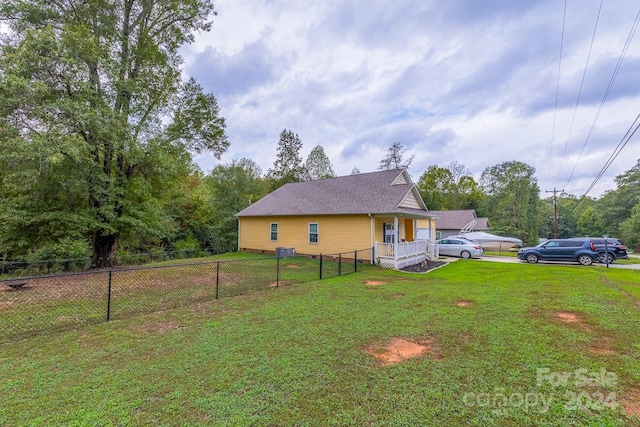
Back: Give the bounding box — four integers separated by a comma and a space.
1, 0, 638, 268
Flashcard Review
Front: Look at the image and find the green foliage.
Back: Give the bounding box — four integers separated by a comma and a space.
619, 203, 640, 250
595, 160, 640, 237
576, 206, 604, 236
538, 195, 581, 239
204, 159, 266, 253
480, 161, 540, 244
305, 145, 336, 180
378, 141, 414, 170
266, 129, 307, 190
25, 238, 91, 273
417, 165, 453, 210
417, 162, 482, 210
0, 0, 227, 267
27, 238, 90, 261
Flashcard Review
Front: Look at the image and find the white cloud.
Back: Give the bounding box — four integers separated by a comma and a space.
186, 0, 640, 198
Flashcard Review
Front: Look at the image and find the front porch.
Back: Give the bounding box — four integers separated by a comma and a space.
374, 239, 439, 270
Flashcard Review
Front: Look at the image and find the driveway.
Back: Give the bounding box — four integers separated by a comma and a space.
469, 255, 640, 270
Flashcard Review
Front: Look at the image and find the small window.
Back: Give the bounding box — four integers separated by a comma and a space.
436, 231, 442, 240
309, 223, 318, 243
270, 223, 278, 241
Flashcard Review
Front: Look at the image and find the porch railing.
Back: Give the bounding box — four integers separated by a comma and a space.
374, 239, 438, 269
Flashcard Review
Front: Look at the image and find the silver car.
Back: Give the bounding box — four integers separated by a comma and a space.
436, 238, 484, 258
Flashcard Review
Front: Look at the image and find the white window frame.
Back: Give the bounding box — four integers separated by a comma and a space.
270, 223, 278, 241
309, 223, 319, 244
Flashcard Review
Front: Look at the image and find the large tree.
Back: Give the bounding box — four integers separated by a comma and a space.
203, 158, 265, 253
0, 0, 228, 267
417, 165, 454, 210
480, 161, 540, 244
266, 129, 307, 189
596, 159, 640, 237
378, 141, 414, 170
305, 145, 335, 180
417, 162, 482, 210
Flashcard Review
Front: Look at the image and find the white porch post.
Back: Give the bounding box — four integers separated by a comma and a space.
393, 216, 399, 265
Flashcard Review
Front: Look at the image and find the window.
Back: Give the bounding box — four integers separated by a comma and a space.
270, 223, 278, 241
436, 231, 442, 240
309, 223, 318, 243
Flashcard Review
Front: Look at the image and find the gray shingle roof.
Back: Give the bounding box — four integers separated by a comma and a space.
428, 210, 491, 230
237, 169, 431, 217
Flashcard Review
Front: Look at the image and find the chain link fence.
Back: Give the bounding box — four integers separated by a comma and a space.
0, 249, 374, 343
0, 249, 213, 277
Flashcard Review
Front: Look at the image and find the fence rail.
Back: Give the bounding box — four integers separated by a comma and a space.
0, 249, 215, 276
0, 249, 374, 343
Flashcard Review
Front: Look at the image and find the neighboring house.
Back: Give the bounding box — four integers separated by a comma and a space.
422, 210, 490, 239
235, 169, 438, 269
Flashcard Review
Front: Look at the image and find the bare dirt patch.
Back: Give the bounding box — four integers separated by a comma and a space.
554, 311, 591, 331
365, 280, 387, 286
368, 337, 442, 365
621, 387, 640, 418
455, 301, 473, 307
555, 311, 581, 323
392, 293, 404, 298
587, 337, 617, 356
286, 264, 299, 269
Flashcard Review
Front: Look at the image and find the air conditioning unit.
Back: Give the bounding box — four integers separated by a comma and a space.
276, 247, 295, 258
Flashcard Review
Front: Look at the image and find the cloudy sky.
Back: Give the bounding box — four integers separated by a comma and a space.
182, 0, 640, 198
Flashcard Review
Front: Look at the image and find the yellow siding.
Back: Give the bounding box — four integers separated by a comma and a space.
373, 217, 408, 242
416, 218, 437, 239
239, 215, 372, 255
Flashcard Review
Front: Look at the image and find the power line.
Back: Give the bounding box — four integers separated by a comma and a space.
565, 7, 640, 187
554, 0, 603, 185
580, 113, 640, 198
546, 0, 567, 185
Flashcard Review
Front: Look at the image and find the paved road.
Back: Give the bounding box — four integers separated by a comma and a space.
467, 255, 640, 270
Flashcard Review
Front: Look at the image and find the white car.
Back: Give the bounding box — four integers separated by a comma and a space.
436, 238, 484, 258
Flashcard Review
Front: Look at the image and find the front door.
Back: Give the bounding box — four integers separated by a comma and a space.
383, 223, 395, 244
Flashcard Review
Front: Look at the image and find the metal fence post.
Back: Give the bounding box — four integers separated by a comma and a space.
276, 256, 280, 287
354, 250, 358, 273
106, 270, 112, 322
215, 261, 220, 299
319, 254, 323, 280
338, 253, 342, 276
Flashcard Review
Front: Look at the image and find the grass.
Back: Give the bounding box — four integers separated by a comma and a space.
1, 261, 639, 425
0, 252, 355, 342
484, 250, 518, 257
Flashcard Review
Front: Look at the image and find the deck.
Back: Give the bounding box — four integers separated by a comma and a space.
374, 239, 438, 269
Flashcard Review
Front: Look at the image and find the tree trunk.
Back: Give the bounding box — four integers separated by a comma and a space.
92, 231, 119, 268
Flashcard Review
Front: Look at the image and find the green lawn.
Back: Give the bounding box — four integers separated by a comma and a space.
1, 261, 639, 426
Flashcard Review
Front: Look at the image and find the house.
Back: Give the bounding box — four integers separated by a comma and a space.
422, 209, 490, 239
235, 169, 438, 269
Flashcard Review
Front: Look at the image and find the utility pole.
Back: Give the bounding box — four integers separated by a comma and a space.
546, 188, 564, 239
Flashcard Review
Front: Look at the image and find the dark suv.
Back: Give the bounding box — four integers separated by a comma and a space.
517, 239, 598, 265
569, 237, 629, 264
